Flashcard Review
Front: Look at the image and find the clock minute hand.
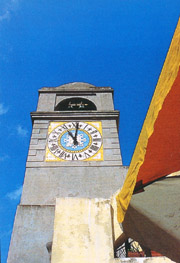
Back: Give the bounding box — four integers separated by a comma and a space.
74, 122, 79, 145
68, 128, 78, 146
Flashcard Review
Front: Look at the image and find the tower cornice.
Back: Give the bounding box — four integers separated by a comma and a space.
38, 87, 113, 94
31, 110, 119, 127
38, 82, 113, 94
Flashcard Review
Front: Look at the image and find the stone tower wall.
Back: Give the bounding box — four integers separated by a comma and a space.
7, 83, 128, 263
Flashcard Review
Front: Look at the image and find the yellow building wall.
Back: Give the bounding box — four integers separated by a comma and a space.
51, 198, 114, 263
51, 197, 175, 263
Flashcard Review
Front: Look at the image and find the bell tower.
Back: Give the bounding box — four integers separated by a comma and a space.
8, 82, 127, 263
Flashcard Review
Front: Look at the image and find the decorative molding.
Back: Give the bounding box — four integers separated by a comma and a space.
38, 87, 113, 94
31, 111, 119, 124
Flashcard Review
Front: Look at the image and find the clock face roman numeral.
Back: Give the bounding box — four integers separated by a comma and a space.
53, 148, 61, 155
72, 153, 79, 160
49, 144, 58, 151
92, 137, 102, 142
59, 151, 67, 158
90, 130, 98, 135
61, 124, 68, 130
84, 152, 90, 158
90, 144, 99, 152
83, 124, 88, 130
71, 122, 77, 128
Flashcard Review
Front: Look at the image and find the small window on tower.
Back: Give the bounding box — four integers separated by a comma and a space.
55, 97, 97, 111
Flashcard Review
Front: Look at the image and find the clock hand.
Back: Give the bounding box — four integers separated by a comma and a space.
74, 122, 79, 145
68, 130, 75, 139
68, 128, 78, 146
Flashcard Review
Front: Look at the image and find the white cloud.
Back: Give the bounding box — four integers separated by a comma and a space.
0, 0, 20, 23
6, 185, 22, 200
0, 10, 10, 22
17, 125, 28, 137
0, 154, 9, 161
0, 103, 8, 115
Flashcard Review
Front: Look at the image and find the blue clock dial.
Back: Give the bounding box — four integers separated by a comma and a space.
60, 130, 91, 152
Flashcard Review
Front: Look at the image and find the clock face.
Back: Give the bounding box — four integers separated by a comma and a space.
45, 121, 103, 161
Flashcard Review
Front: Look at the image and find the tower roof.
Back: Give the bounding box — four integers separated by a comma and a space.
39, 82, 113, 93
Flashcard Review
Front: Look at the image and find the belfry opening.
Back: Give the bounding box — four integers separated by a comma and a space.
55, 97, 97, 111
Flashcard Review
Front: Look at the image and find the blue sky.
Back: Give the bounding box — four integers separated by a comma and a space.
0, 1, 179, 262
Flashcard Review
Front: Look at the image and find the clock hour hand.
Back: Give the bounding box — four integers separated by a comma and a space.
68, 130, 74, 139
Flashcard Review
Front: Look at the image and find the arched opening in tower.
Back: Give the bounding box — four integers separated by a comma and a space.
55, 97, 97, 111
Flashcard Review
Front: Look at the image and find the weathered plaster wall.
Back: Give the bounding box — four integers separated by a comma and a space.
51, 198, 114, 263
